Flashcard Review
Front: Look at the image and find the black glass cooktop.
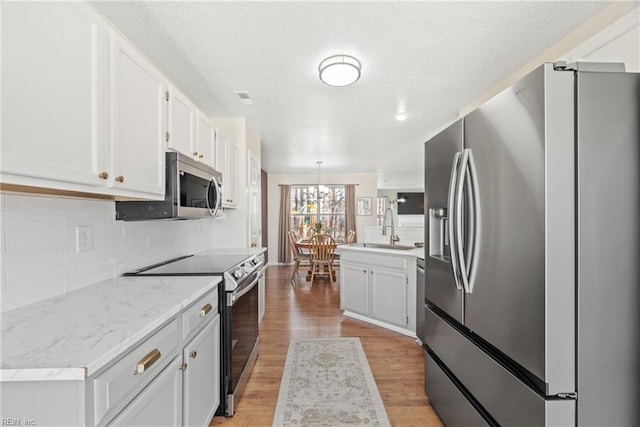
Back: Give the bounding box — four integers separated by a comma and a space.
126, 254, 250, 276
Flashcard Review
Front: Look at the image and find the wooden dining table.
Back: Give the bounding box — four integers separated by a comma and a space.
295, 239, 339, 281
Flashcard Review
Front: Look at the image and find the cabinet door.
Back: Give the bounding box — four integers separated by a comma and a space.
107, 357, 182, 427
370, 268, 407, 328
248, 152, 261, 247
214, 134, 228, 177
167, 86, 195, 157
196, 112, 215, 167
225, 140, 239, 208
183, 314, 220, 427
109, 31, 166, 198
1, 1, 107, 186
340, 263, 369, 315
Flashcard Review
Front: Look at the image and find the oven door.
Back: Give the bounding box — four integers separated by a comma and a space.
177, 159, 222, 218
224, 271, 259, 416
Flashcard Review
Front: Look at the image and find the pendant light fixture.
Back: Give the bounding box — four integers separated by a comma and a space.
318, 54, 361, 87
316, 160, 329, 196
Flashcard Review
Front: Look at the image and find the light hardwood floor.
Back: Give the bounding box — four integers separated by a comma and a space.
210, 265, 444, 427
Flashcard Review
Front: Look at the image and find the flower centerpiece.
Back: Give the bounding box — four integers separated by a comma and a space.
311, 222, 332, 235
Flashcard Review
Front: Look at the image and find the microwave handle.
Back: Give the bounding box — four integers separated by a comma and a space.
207, 176, 222, 216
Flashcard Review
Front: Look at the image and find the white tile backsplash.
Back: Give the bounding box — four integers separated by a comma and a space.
0, 193, 227, 312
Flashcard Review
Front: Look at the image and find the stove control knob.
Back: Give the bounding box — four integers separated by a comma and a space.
242, 265, 253, 273
233, 269, 243, 279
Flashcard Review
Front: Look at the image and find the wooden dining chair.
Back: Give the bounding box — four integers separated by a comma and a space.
333, 229, 355, 267
309, 234, 336, 285
288, 230, 310, 285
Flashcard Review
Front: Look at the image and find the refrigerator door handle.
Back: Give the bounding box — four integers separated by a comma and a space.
455, 150, 471, 293
466, 149, 481, 293
447, 152, 463, 290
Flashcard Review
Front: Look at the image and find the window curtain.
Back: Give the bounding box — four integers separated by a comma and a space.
345, 184, 357, 242
278, 185, 291, 263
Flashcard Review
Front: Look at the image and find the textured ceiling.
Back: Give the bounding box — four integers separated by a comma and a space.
91, 1, 611, 189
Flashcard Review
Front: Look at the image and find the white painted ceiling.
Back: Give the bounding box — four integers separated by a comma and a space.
91, 1, 611, 189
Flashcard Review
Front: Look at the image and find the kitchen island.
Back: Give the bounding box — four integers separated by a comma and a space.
338, 243, 423, 337
1, 275, 221, 426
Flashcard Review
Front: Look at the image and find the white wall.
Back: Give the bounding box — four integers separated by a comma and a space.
267, 173, 378, 263
0, 193, 245, 312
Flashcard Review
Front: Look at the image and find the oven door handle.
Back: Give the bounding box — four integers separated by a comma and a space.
227, 272, 260, 306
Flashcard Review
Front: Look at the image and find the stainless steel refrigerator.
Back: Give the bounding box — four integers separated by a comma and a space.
423, 62, 639, 426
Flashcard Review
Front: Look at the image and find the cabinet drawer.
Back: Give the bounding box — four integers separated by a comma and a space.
424, 349, 489, 426
93, 319, 179, 426
425, 309, 574, 426
182, 288, 218, 340
106, 356, 182, 427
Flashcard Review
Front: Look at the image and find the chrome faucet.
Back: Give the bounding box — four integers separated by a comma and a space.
381, 206, 400, 245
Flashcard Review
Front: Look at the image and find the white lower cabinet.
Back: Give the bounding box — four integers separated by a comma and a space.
0, 285, 222, 426
370, 268, 407, 328
341, 263, 370, 315
340, 250, 416, 336
182, 314, 220, 427
107, 357, 183, 427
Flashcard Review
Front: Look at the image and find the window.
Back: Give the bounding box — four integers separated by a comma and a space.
290, 185, 346, 241
377, 196, 388, 226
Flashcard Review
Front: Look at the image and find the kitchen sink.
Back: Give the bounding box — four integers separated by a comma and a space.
352, 243, 416, 250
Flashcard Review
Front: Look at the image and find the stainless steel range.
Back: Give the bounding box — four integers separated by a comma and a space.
125, 250, 265, 417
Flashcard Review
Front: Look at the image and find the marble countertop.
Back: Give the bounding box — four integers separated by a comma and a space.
338, 243, 425, 259
0, 275, 221, 382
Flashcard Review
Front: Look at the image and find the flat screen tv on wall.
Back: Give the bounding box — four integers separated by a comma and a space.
397, 192, 424, 215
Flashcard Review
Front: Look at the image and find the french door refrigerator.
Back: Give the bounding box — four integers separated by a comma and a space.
423, 62, 639, 426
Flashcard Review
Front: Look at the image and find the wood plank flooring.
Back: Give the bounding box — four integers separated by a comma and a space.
210, 265, 444, 427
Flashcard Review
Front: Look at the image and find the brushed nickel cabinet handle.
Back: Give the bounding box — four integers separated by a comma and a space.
199, 303, 213, 317
179, 363, 188, 371
134, 349, 161, 375
115, 176, 124, 183
193, 152, 199, 156
189, 351, 197, 359
199, 154, 204, 159
98, 172, 109, 180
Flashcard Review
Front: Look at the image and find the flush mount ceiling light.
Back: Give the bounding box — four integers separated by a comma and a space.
319, 54, 361, 87
395, 112, 408, 121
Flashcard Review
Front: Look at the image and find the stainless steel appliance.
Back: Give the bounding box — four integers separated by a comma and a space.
416, 257, 426, 345
125, 251, 265, 417
116, 152, 223, 220
424, 62, 639, 425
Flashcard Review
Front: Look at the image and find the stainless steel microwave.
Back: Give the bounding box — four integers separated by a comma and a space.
116, 152, 223, 220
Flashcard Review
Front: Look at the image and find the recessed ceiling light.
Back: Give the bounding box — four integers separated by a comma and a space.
395, 112, 408, 121
319, 54, 361, 87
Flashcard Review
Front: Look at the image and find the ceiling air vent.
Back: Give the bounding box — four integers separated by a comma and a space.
235, 91, 254, 105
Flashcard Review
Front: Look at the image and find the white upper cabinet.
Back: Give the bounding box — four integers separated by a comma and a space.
167, 86, 196, 158
215, 133, 238, 208
108, 31, 166, 198
1, 2, 166, 199
195, 112, 216, 168
1, 1, 108, 187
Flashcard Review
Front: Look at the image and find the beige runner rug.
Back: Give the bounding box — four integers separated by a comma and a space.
272, 337, 391, 426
